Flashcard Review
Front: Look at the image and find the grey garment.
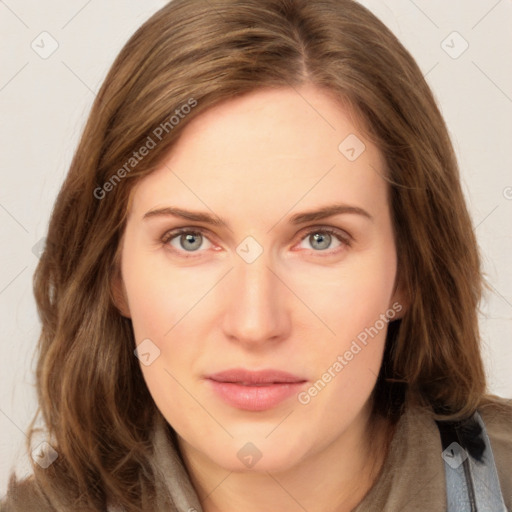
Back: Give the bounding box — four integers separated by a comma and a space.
107, 412, 203, 512
148, 413, 204, 512
108, 403, 512, 512
443, 411, 507, 512
343, 399, 512, 512
3, 398, 511, 511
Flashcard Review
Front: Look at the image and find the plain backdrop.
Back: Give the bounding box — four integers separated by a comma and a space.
1, 0, 511, 496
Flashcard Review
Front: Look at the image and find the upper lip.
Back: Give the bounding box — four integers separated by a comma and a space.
206, 368, 307, 385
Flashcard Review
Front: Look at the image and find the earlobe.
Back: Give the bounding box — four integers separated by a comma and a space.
111, 271, 131, 318
389, 275, 409, 320
388, 298, 406, 320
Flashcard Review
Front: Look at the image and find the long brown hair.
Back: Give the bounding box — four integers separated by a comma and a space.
6, 0, 498, 509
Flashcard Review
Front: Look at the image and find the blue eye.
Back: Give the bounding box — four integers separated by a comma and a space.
163, 229, 213, 253
161, 226, 351, 258
304, 231, 336, 251
297, 228, 349, 253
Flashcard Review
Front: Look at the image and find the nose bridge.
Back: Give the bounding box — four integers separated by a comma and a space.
221, 249, 288, 344
238, 255, 274, 308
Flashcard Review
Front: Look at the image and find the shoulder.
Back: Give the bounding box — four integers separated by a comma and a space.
0, 473, 55, 512
478, 394, 512, 452
478, 394, 512, 507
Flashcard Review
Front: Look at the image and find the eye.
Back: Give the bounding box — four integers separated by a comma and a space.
161, 226, 352, 258
296, 227, 351, 254
161, 228, 214, 255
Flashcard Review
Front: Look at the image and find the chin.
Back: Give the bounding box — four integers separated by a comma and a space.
217, 448, 304, 474
197, 432, 312, 474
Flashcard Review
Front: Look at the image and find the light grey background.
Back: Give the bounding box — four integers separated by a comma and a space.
1, 0, 511, 495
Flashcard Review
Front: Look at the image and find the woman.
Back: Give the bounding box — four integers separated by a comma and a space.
2, 0, 511, 511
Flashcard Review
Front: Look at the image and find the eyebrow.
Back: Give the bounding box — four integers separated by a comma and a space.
142, 203, 373, 227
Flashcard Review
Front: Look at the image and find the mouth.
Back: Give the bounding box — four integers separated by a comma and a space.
205, 368, 308, 411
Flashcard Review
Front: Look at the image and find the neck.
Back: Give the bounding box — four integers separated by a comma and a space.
177, 403, 396, 512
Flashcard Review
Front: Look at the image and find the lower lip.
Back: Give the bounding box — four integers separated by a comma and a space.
207, 380, 306, 411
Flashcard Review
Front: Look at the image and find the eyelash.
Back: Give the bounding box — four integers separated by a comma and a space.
160, 226, 352, 258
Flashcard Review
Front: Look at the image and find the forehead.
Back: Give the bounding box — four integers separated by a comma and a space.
127, 85, 387, 221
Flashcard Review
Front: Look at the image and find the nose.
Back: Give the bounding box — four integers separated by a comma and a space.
221, 254, 291, 348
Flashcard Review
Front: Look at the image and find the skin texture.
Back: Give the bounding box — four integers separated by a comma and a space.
115, 84, 405, 512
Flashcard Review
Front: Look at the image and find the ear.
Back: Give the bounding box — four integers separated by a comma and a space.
388, 272, 409, 320
111, 269, 131, 318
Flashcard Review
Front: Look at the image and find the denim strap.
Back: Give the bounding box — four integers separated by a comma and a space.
437, 410, 507, 512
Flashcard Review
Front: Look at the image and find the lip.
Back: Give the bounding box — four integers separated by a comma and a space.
205, 368, 307, 411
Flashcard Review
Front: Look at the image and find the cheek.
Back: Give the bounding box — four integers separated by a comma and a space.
121, 243, 213, 343
293, 249, 397, 343
292, 247, 396, 401
121, 245, 214, 412
335, 267, 395, 333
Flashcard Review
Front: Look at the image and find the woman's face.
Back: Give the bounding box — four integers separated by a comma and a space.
116, 84, 403, 472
